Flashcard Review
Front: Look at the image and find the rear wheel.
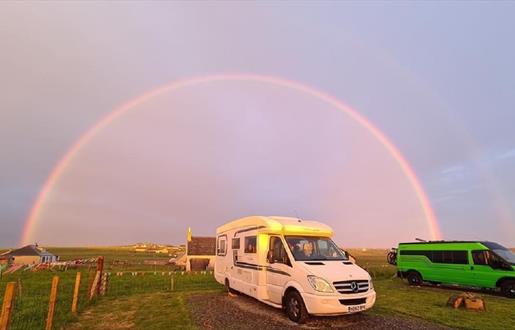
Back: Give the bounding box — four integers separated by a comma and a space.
407, 271, 423, 286
500, 280, 515, 298
224, 278, 237, 294
284, 290, 308, 324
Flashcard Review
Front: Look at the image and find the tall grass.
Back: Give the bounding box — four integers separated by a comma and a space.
0, 270, 220, 329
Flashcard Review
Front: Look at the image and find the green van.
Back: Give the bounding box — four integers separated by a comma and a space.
395, 241, 515, 298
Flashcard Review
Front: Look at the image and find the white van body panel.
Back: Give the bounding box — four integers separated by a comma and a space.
214, 216, 376, 316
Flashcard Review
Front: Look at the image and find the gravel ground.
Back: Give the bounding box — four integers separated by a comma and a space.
188, 293, 452, 330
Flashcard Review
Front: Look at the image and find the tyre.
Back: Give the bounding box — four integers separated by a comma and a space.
224, 278, 237, 294
284, 290, 309, 324
407, 271, 423, 286
500, 280, 515, 298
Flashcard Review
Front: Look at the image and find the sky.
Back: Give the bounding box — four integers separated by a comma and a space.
1, 1, 515, 248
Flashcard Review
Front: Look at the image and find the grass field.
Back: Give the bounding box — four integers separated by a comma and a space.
0, 258, 218, 330
1, 247, 514, 329
46, 246, 184, 272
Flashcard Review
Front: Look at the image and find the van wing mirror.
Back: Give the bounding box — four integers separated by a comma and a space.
267, 250, 274, 264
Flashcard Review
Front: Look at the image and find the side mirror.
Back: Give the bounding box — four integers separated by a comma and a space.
267, 250, 274, 264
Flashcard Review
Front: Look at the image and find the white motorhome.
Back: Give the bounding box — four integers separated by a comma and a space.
214, 216, 376, 323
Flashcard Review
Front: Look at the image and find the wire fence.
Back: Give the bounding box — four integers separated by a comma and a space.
0, 269, 221, 330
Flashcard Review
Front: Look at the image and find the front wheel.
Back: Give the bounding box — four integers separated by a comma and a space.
500, 280, 515, 298
285, 291, 308, 324
407, 271, 423, 286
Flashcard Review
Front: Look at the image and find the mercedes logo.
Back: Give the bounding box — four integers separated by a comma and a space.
350, 281, 358, 292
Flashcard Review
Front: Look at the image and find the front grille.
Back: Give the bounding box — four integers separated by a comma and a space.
339, 298, 367, 306
333, 280, 369, 293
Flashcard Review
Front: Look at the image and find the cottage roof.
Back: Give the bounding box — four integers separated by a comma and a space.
187, 236, 216, 256
5, 245, 55, 257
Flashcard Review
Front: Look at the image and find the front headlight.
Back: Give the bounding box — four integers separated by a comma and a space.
307, 275, 334, 293
369, 279, 374, 290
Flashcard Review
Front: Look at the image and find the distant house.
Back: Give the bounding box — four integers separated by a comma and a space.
155, 248, 170, 254
185, 227, 216, 271
0, 255, 12, 266
1, 245, 58, 265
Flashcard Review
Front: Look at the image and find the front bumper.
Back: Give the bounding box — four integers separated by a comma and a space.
302, 289, 376, 315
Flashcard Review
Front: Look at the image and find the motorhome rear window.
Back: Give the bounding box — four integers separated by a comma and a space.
244, 236, 256, 253
217, 235, 227, 256
400, 250, 468, 264
232, 238, 240, 249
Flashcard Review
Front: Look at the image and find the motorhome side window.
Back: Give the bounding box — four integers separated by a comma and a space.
268, 236, 291, 266
217, 236, 227, 256
244, 236, 256, 253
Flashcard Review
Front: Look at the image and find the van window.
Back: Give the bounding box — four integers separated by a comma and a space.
232, 238, 240, 249
244, 236, 256, 253
268, 236, 291, 266
472, 250, 488, 265
401, 250, 468, 264
472, 250, 509, 269
217, 236, 227, 256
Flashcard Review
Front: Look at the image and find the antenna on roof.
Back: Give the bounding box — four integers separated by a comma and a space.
415, 238, 427, 242
294, 210, 302, 222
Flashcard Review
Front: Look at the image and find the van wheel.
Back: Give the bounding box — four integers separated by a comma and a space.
285, 291, 308, 324
500, 280, 515, 298
407, 271, 423, 286
224, 278, 237, 295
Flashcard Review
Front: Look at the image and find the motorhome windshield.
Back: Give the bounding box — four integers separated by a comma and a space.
482, 241, 515, 265
285, 236, 347, 261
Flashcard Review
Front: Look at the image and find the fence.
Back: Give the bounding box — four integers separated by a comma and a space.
0, 260, 220, 329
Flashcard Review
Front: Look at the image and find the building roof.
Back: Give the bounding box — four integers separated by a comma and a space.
187, 236, 216, 256
4, 245, 55, 257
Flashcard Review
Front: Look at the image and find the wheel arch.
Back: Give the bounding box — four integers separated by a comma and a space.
281, 281, 304, 308
496, 276, 515, 287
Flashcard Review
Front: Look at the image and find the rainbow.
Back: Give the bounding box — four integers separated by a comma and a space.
21, 73, 442, 245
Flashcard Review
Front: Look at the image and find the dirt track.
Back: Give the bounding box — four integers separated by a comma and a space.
188, 293, 451, 330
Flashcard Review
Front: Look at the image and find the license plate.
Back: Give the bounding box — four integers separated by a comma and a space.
348, 304, 366, 313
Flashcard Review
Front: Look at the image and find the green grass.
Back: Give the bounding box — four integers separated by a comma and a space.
0, 269, 221, 329
46, 246, 184, 272
372, 278, 515, 330
2, 247, 514, 329
67, 290, 223, 330
0, 271, 94, 329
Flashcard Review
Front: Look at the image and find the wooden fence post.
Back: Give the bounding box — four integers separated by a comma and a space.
96, 257, 104, 295
89, 271, 100, 301
71, 272, 81, 314
99, 273, 109, 296
170, 276, 175, 291
0, 282, 17, 330
45, 276, 59, 330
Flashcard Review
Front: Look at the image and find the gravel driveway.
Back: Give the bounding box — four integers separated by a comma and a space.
187, 293, 451, 330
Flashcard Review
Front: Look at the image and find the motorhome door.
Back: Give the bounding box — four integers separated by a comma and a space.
266, 236, 292, 304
